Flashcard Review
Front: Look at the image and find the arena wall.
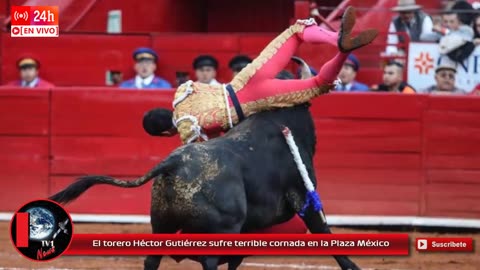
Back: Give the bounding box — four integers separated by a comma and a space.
0, 88, 479, 226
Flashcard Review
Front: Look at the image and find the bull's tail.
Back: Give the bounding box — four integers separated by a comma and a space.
49, 155, 178, 205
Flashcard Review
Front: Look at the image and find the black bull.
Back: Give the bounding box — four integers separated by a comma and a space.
49, 104, 360, 270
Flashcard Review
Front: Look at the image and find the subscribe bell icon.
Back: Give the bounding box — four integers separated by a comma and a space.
417, 239, 428, 250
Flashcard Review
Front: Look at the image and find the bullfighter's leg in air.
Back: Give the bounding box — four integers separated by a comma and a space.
231, 6, 377, 104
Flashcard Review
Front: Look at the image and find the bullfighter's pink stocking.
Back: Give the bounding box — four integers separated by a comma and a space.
231, 21, 348, 104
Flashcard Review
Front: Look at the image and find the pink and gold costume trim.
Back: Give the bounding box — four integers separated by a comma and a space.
173, 19, 347, 144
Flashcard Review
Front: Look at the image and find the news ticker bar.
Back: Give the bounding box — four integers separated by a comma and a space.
59, 233, 471, 256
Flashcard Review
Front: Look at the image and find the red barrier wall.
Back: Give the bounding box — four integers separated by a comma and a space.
310, 94, 425, 216
0, 89, 50, 210
0, 88, 479, 219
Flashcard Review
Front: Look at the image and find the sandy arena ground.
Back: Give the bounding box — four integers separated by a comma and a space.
1, 222, 478, 270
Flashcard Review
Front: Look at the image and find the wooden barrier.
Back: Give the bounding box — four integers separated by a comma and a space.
309, 94, 426, 216
0, 88, 479, 221
49, 88, 177, 214
0, 89, 50, 210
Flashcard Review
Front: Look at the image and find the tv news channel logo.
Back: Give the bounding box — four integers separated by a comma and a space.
10, 199, 73, 261
11, 6, 59, 37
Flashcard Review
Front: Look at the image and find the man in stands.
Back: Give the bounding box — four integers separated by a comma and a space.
6, 57, 54, 88
421, 57, 467, 95
334, 54, 369, 91
193, 55, 221, 85
386, 0, 435, 55
435, 12, 474, 38
119, 47, 172, 89
434, 7, 475, 63
373, 61, 415, 93
228, 55, 252, 78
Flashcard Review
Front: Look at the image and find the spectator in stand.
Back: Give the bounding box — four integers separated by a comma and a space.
386, 0, 435, 55
228, 55, 252, 78
119, 48, 172, 89
434, 2, 476, 63
334, 54, 369, 91
372, 61, 415, 93
473, 14, 480, 46
193, 55, 221, 85
434, 12, 474, 40
6, 57, 54, 88
421, 57, 467, 95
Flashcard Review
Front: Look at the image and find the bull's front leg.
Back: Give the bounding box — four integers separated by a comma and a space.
199, 256, 220, 270
300, 206, 361, 270
226, 256, 244, 270
282, 127, 360, 270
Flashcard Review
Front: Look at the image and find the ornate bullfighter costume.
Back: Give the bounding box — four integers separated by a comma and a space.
173, 7, 377, 144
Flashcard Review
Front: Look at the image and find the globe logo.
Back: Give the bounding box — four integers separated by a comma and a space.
26, 207, 55, 240
10, 199, 73, 261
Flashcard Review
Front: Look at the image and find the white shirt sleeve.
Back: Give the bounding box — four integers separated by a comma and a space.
386, 22, 399, 55
419, 16, 436, 41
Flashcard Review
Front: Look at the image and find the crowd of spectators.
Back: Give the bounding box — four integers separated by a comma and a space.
3, 0, 479, 96
386, 0, 478, 59
382, 0, 479, 95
